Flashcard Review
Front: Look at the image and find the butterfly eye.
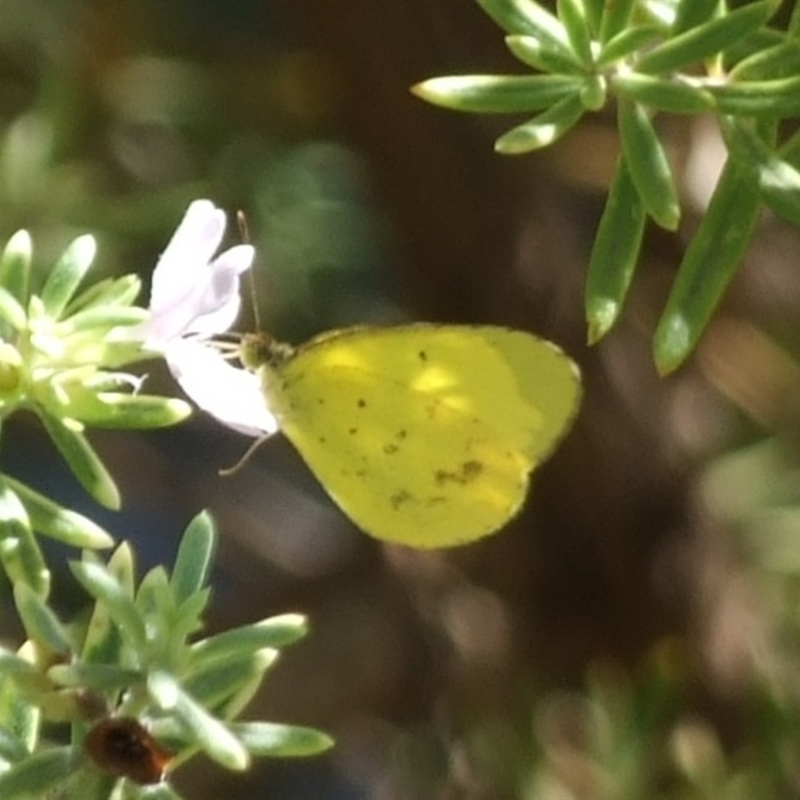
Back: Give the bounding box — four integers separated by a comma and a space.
84, 717, 174, 785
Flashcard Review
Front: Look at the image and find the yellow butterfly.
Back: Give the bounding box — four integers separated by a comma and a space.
242, 324, 581, 548
142, 201, 581, 548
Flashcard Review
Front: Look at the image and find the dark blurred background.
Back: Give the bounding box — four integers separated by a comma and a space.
3, 1, 800, 798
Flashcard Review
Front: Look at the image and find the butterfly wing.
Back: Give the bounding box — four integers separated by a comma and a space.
261, 325, 580, 547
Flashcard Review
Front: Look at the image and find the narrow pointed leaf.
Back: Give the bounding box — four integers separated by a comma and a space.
614, 73, 714, 113
582, 0, 603, 36
495, 92, 584, 153
653, 159, 761, 374
0, 479, 49, 597
190, 615, 308, 666
598, 25, 661, 66
0, 746, 78, 799
171, 511, 217, 605
40, 235, 97, 319
725, 119, 800, 227
0, 287, 26, 332
557, 0, 593, 66
730, 41, 800, 81
70, 560, 147, 652
148, 671, 249, 771
13, 583, 72, 655
48, 663, 142, 691
672, 0, 721, 35
585, 157, 646, 343
64, 387, 191, 429
81, 544, 135, 666
64, 274, 141, 317
505, 35, 584, 74
637, 1, 779, 75
5, 475, 113, 549
599, 0, 636, 42
59, 306, 147, 335
411, 74, 584, 113
0, 725, 28, 763
709, 76, 800, 118
35, 411, 120, 509
476, 0, 570, 44
618, 99, 679, 230
229, 722, 334, 758
184, 650, 276, 710
0, 231, 31, 310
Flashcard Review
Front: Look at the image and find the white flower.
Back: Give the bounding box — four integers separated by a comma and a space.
142, 200, 278, 437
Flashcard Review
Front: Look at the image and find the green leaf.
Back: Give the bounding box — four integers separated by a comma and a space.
62, 389, 191, 430
13, 584, 72, 655
0, 746, 78, 799
71, 559, 147, 653
557, 0, 594, 66
184, 650, 277, 710
229, 721, 334, 758
147, 671, 249, 771
495, 92, 585, 153
35, 411, 120, 509
505, 34, 584, 74
63, 274, 142, 317
48, 662, 143, 692
171, 511, 217, 606
581, 0, 603, 37
81, 544, 135, 667
709, 76, 800, 118
190, 614, 308, 667
618, 99, 679, 230
599, 0, 636, 43
729, 40, 800, 81
0, 231, 31, 312
653, 159, 761, 374
131, 783, 183, 800
39, 235, 97, 320
671, 0, 720, 36
637, 1, 779, 74
476, 0, 570, 42
585, 157, 647, 344
0, 232, 29, 340
0, 479, 50, 597
411, 74, 584, 113
724, 120, 800, 227
5, 475, 113, 549
0, 725, 29, 763
0, 287, 27, 333
597, 24, 661, 66
0, 646, 40, 754
613, 73, 714, 113
58, 306, 147, 335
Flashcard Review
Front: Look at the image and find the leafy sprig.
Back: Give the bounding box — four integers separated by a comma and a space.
413, 0, 800, 373
0, 512, 332, 800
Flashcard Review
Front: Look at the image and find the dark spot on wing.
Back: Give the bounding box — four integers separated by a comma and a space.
418, 350, 428, 362
384, 443, 399, 455
391, 490, 412, 509
396, 429, 407, 440
349, 427, 358, 435
357, 398, 367, 408
434, 460, 485, 486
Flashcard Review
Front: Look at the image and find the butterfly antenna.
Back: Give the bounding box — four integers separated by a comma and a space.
218, 433, 271, 477
237, 210, 261, 332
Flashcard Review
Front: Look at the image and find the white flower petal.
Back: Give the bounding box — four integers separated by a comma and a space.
165, 338, 278, 437
182, 244, 255, 338
150, 199, 225, 314
137, 201, 254, 348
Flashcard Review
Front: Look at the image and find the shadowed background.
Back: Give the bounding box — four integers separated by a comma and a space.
2, 1, 800, 798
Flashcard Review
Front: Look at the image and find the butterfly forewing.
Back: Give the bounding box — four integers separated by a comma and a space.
260, 325, 580, 547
